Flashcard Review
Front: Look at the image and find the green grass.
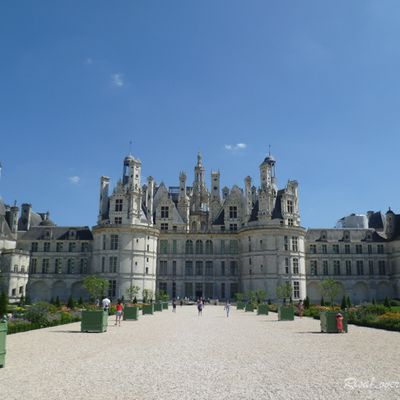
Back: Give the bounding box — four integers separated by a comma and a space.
390, 306, 400, 313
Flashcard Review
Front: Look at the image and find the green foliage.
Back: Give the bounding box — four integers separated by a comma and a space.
55, 296, 61, 308
256, 289, 267, 304
235, 292, 244, 302
304, 296, 310, 309
83, 275, 109, 303
25, 301, 56, 326
50, 297, 55, 305
126, 285, 141, 303
0, 291, 8, 318
246, 290, 257, 307
320, 297, 325, 306
78, 296, 83, 306
67, 295, 74, 309
341, 295, 347, 310
389, 299, 400, 307
25, 295, 31, 305
372, 298, 376, 305
346, 296, 352, 308
319, 278, 340, 309
142, 288, 154, 304
267, 298, 272, 305
384, 296, 390, 308
19, 295, 25, 306
276, 282, 292, 304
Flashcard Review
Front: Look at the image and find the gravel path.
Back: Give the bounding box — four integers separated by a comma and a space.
0, 306, 399, 400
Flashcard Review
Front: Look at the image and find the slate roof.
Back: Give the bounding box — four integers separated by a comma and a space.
368, 212, 384, 231
19, 226, 93, 241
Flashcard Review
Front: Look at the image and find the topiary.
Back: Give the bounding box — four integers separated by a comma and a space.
341, 295, 347, 310
320, 297, 325, 306
55, 296, 61, 308
346, 296, 352, 308
67, 295, 74, 309
384, 296, 390, 308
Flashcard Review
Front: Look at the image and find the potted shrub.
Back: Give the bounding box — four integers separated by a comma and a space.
256, 289, 269, 315
154, 291, 164, 312
142, 289, 154, 315
276, 282, 294, 321
81, 276, 109, 333
245, 290, 257, 312
123, 285, 141, 321
235, 293, 245, 310
160, 290, 169, 310
319, 278, 348, 333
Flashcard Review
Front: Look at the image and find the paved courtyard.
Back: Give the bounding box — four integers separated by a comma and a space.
1, 305, 399, 400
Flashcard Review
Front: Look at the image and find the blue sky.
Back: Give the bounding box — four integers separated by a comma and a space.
1, 1, 399, 228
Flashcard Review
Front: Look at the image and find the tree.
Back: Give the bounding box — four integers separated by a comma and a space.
126, 285, 140, 303
304, 296, 310, 309
346, 296, 352, 308
0, 291, 8, 318
372, 298, 376, 305
267, 298, 272, 305
235, 292, 244, 303
246, 290, 257, 307
276, 282, 292, 305
320, 297, 325, 306
142, 289, 154, 304
19, 294, 26, 306
55, 296, 61, 308
319, 278, 340, 309
67, 295, 74, 309
341, 295, 347, 310
78, 296, 83, 305
256, 289, 267, 304
83, 275, 109, 303
384, 296, 390, 308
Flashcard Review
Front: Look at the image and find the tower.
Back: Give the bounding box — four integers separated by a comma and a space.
258, 152, 277, 222
98, 176, 110, 223
178, 172, 189, 224
147, 176, 154, 225
244, 176, 252, 222
210, 171, 222, 222
192, 153, 209, 212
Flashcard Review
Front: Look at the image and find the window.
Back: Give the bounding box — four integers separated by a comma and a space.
345, 260, 351, 276
109, 256, 118, 273
110, 235, 119, 250
161, 206, 169, 219
31, 242, 38, 252
229, 206, 238, 219
309, 244, 316, 254
12, 288, 16, 297
115, 199, 123, 212
159, 282, 167, 293
221, 261, 225, 276
332, 244, 339, 254
367, 244, 372, 254
30, 258, 37, 274
56, 242, 63, 252
323, 260, 329, 275
369, 260, 374, 275
291, 237, 298, 252
42, 259, 50, 274
160, 240, 168, 254
81, 242, 89, 252
288, 218, 294, 227
80, 259, 88, 274
377, 244, 384, 254
55, 259, 63, 274
172, 282, 176, 298
293, 281, 300, 299
221, 283, 225, 299
220, 240, 225, 254
322, 244, 327, 254
195, 261, 203, 276
114, 217, 122, 225
185, 240, 193, 254
102, 235, 107, 250
355, 244, 362, 254
205, 261, 213, 276
14, 265, 18, 273
229, 240, 238, 254
205, 240, 213, 254
378, 260, 386, 275
344, 244, 350, 254
285, 258, 289, 274
19, 286, 24, 295
249, 257, 252, 265
172, 260, 177, 275
172, 240, 177, 254
287, 200, 293, 214
173, 226, 177, 232
108, 280, 116, 298
230, 283, 238, 299
185, 261, 193, 276
101, 257, 106, 273
43, 242, 50, 252
159, 260, 168, 275
146, 267, 149, 274
69, 242, 76, 252
333, 260, 340, 275
310, 260, 317, 275
67, 259, 75, 274
195, 240, 203, 254
185, 282, 193, 298
229, 224, 238, 231
293, 258, 299, 274
230, 261, 237, 276
356, 260, 364, 275
160, 223, 168, 231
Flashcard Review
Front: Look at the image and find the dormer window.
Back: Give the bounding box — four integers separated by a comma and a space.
229, 206, 238, 219
115, 199, 123, 212
161, 206, 169, 219
343, 231, 350, 242
320, 231, 327, 241
287, 200, 293, 214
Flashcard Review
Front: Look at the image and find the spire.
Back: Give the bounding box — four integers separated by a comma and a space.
197, 152, 202, 167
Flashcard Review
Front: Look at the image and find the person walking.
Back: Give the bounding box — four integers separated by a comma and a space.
172, 299, 177, 313
224, 301, 231, 317
115, 299, 123, 326
102, 296, 111, 313
297, 300, 304, 318
336, 312, 344, 333
197, 299, 203, 316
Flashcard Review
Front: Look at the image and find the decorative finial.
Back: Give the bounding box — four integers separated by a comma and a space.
129, 140, 132, 155
268, 144, 271, 156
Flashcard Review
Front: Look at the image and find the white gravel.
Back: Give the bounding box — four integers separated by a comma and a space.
0, 306, 399, 400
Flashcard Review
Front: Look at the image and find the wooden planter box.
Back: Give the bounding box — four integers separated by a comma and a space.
320, 311, 348, 333
154, 303, 163, 312
81, 310, 108, 333
257, 304, 269, 315
278, 305, 294, 321
162, 302, 169, 310
123, 306, 139, 321
245, 304, 254, 312
236, 302, 245, 310
0, 321, 7, 368
142, 304, 154, 315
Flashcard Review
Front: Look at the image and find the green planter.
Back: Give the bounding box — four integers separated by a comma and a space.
236, 302, 245, 310
154, 303, 163, 312
278, 305, 294, 321
142, 304, 154, 315
257, 304, 269, 315
0, 321, 7, 368
123, 306, 139, 321
81, 310, 108, 333
245, 304, 254, 312
162, 302, 169, 310
320, 311, 348, 333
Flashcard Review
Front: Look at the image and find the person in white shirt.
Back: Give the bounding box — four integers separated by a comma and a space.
102, 297, 111, 312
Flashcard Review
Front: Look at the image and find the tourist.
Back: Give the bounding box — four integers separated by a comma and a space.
336, 312, 344, 333
180, 299, 184, 307
197, 299, 203, 316
115, 299, 123, 326
224, 301, 231, 317
297, 300, 304, 318
95, 298, 100, 308
102, 296, 111, 312
172, 299, 177, 312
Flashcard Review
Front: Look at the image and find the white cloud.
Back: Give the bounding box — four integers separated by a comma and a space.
85, 57, 93, 65
68, 176, 80, 185
111, 73, 124, 87
224, 143, 247, 152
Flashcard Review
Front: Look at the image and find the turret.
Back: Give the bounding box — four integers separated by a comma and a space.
147, 176, 154, 224
98, 176, 110, 223
385, 208, 396, 240
178, 172, 190, 224
20, 203, 32, 231
244, 176, 252, 222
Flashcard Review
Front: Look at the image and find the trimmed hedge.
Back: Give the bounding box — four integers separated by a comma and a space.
7, 315, 81, 334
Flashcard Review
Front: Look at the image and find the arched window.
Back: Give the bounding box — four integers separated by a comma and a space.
195, 240, 203, 254
205, 240, 213, 254
185, 240, 193, 254
191, 221, 197, 232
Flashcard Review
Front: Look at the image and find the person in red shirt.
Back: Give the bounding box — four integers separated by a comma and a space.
336, 312, 344, 333
115, 299, 124, 326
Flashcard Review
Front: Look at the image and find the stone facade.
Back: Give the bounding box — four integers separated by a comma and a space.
0, 152, 399, 304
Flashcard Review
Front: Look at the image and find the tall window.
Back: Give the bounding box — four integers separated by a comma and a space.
115, 199, 123, 212
81, 242, 89, 252
80, 259, 88, 274
30, 258, 38, 274
344, 244, 350, 254
345, 260, 352, 276
377, 244, 384, 254
292, 258, 299, 274
355, 244, 362, 254
195, 240, 203, 254
332, 244, 339, 254
229, 206, 238, 219
284, 236, 288, 251
185, 282, 193, 298
323, 260, 329, 275
102, 235, 107, 250
172, 260, 177, 275
287, 200, 293, 213
160, 240, 168, 254
309, 244, 316, 254
367, 244, 372, 254
101, 257, 106, 273
69, 242, 76, 252
310, 260, 317, 275
220, 240, 225, 254
109, 256, 118, 273
159, 282, 167, 293
293, 281, 300, 299
221, 261, 225, 276
172, 240, 177, 254
67, 259, 75, 274
159, 260, 168, 275
43, 242, 50, 252
205, 240, 213, 254
108, 280, 116, 298
42, 259, 50, 274
185, 261, 193, 276
378, 260, 386, 275
161, 206, 169, 218
291, 237, 298, 252
195, 261, 203, 276
333, 260, 340, 275
55, 259, 63, 274
185, 240, 193, 254
229, 240, 238, 254
56, 242, 63, 252
369, 260, 374, 275
356, 260, 364, 275
230, 261, 237, 276
110, 235, 119, 250
31, 242, 38, 252
221, 283, 225, 299
205, 261, 213, 276
285, 258, 289, 274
